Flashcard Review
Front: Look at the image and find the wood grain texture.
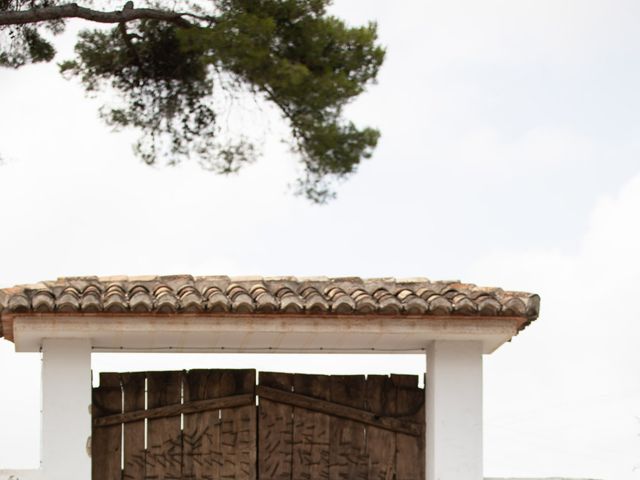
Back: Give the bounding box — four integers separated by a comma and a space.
219, 370, 256, 480
329, 375, 368, 480
292, 374, 330, 480
92, 369, 425, 480
365, 375, 397, 480
95, 393, 253, 427
147, 371, 183, 480
256, 386, 421, 437
183, 370, 222, 480
392, 375, 424, 480
259, 372, 294, 480
92, 372, 123, 480
122, 372, 146, 480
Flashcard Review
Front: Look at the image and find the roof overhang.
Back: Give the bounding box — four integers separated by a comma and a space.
6, 313, 525, 354
0, 276, 540, 355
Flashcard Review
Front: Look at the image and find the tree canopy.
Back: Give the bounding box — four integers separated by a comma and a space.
0, 1, 385, 202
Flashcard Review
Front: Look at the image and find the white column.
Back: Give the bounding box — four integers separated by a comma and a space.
41, 339, 91, 480
426, 340, 483, 480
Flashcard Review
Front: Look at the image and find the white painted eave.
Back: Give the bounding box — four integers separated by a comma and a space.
8, 314, 523, 354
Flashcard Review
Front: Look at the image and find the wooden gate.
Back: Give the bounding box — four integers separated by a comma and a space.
92, 370, 256, 480
92, 369, 425, 480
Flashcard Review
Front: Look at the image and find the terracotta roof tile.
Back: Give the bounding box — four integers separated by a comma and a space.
0, 275, 540, 339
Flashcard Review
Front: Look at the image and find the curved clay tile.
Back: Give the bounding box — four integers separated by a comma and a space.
433, 281, 457, 294
103, 284, 128, 313
372, 288, 402, 315
80, 285, 102, 313
250, 285, 279, 313
452, 294, 477, 315
427, 295, 453, 315
154, 285, 179, 313
441, 288, 462, 300
82, 284, 101, 296
32, 290, 55, 313
56, 287, 81, 313
397, 289, 428, 315
415, 287, 439, 301
325, 287, 356, 314
476, 296, 501, 316
274, 287, 303, 313
501, 297, 527, 317
0, 276, 541, 339
332, 296, 356, 314
300, 287, 329, 314
227, 284, 255, 314
466, 288, 496, 300
129, 286, 153, 313
525, 295, 540, 319
351, 289, 377, 314
177, 286, 203, 313
202, 286, 230, 313
8, 294, 30, 313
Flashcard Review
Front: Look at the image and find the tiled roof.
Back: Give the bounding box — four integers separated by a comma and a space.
0, 275, 540, 338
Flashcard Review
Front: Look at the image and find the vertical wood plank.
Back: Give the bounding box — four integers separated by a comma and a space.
92, 372, 123, 480
184, 369, 222, 480
147, 371, 183, 480
392, 375, 424, 480
365, 375, 397, 480
292, 374, 330, 480
122, 372, 147, 480
219, 370, 256, 480
259, 372, 294, 480
329, 375, 368, 480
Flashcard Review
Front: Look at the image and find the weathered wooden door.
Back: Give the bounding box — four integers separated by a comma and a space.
257, 372, 424, 480
93, 369, 256, 480
92, 369, 424, 480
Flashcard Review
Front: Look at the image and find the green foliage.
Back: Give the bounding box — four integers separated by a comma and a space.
59, 21, 236, 171
3, 0, 385, 202
180, 0, 384, 200
0, 1, 62, 67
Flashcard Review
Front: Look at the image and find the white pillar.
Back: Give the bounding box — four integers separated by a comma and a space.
41, 339, 91, 480
426, 340, 483, 480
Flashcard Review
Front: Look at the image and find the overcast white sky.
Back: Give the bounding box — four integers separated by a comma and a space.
1, 1, 640, 478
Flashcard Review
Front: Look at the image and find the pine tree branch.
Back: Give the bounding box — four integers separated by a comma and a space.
0, 2, 211, 28
118, 21, 143, 72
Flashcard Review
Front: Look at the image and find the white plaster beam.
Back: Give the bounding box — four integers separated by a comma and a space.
12, 315, 520, 354
426, 340, 483, 480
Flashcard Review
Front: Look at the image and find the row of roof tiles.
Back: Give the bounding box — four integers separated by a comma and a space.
0, 276, 539, 337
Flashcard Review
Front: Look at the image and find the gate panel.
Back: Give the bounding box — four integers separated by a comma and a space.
329, 375, 368, 480
92, 372, 122, 480
184, 370, 222, 480
291, 374, 330, 480
93, 369, 423, 480
219, 370, 256, 480
93, 369, 257, 480
122, 372, 146, 480
258, 372, 294, 480
147, 371, 183, 479
257, 373, 425, 480
183, 369, 256, 480
365, 375, 397, 480
394, 375, 425, 480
